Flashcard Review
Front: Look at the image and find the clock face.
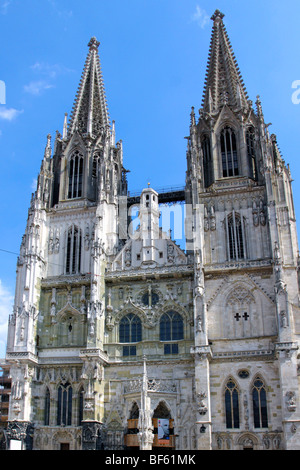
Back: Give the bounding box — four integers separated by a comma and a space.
141, 292, 159, 306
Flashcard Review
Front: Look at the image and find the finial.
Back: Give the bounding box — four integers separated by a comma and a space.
147, 182, 150, 187
63, 112, 68, 139
88, 36, 100, 50
211, 9, 225, 22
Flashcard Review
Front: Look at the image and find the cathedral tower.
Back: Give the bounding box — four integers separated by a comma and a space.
186, 10, 300, 450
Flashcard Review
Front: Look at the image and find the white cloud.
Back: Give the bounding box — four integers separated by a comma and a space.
24, 80, 55, 96
0, 280, 13, 358
0, 0, 11, 15
191, 6, 210, 29
0, 106, 23, 121
30, 62, 73, 79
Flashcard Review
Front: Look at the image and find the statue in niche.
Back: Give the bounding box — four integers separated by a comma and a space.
280, 310, 288, 328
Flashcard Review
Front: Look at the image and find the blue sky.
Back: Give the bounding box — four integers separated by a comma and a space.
0, 0, 300, 357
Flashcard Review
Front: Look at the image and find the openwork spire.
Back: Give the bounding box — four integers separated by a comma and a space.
68, 37, 110, 136
201, 10, 249, 113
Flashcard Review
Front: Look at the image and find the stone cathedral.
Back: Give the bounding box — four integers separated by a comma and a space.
4, 10, 300, 451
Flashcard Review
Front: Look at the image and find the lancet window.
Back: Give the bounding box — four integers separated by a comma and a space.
57, 383, 73, 426
65, 225, 82, 274
202, 135, 213, 187
225, 378, 240, 429
160, 311, 184, 342
252, 377, 268, 428
44, 387, 50, 426
220, 127, 239, 177
225, 212, 246, 260
119, 313, 142, 356
246, 127, 257, 180
68, 150, 84, 199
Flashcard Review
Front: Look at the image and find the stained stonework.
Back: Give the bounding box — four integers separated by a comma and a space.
4, 10, 300, 450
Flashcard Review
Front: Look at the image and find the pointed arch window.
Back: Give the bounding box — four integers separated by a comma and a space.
225, 212, 246, 260
78, 386, 84, 426
57, 383, 73, 426
44, 387, 50, 426
119, 313, 142, 356
252, 377, 268, 428
68, 150, 84, 199
66, 225, 82, 274
246, 127, 257, 180
225, 378, 240, 428
119, 313, 142, 342
160, 311, 184, 342
202, 135, 213, 187
221, 127, 239, 177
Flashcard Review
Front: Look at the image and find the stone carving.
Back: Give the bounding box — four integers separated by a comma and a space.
286, 391, 296, 412
197, 391, 208, 415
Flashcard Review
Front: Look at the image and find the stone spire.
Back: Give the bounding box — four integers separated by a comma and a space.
68, 37, 110, 136
138, 356, 154, 450
201, 10, 249, 113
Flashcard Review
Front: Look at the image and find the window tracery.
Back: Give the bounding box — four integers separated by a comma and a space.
252, 376, 268, 428
68, 150, 84, 199
225, 212, 246, 260
225, 378, 240, 429
220, 127, 239, 177
66, 225, 82, 274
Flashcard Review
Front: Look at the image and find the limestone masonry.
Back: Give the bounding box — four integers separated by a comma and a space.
4, 10, 300, 450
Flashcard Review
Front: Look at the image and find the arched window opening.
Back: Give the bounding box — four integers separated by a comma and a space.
129, 402, 139, 419
68, 150, 84, 199
220, 127, 239, 177
225, 378, 240, 429
66, 225, 82, 274
119, 313, 142, 343
119, 313, 142, 356
78, 386, 84, 426
252, 377, 268, 428
160, 311, 184, 342
202, 135, 213, 187
57, 383, 73, 426
246, 127, 257, 180
44, 387, 50, 426
226, 212, 246, 260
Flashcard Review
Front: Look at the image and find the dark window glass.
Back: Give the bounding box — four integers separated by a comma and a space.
160, 311, 183, 341
141, 292, 159, 306
66, 226, 82, 274
119, 314, 142, 343
225, 379, 239, 429
246, 128, 257, 180
57, 383, 72, 426
227, 214, 245, 260
221, 127, 239, 177
252, 378, 268, 428
123, 345, 137, 356
78, 388, 84, 426
164, 343, 179, 355
202, 135, 213, 187
44, 388, 50, 426
68, 150, 84, 199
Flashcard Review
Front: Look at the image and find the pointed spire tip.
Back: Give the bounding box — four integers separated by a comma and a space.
88, 36, 100, 50
211, 9, 225, 22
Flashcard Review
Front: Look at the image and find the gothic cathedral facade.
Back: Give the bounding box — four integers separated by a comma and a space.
5, 10, 300, 450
